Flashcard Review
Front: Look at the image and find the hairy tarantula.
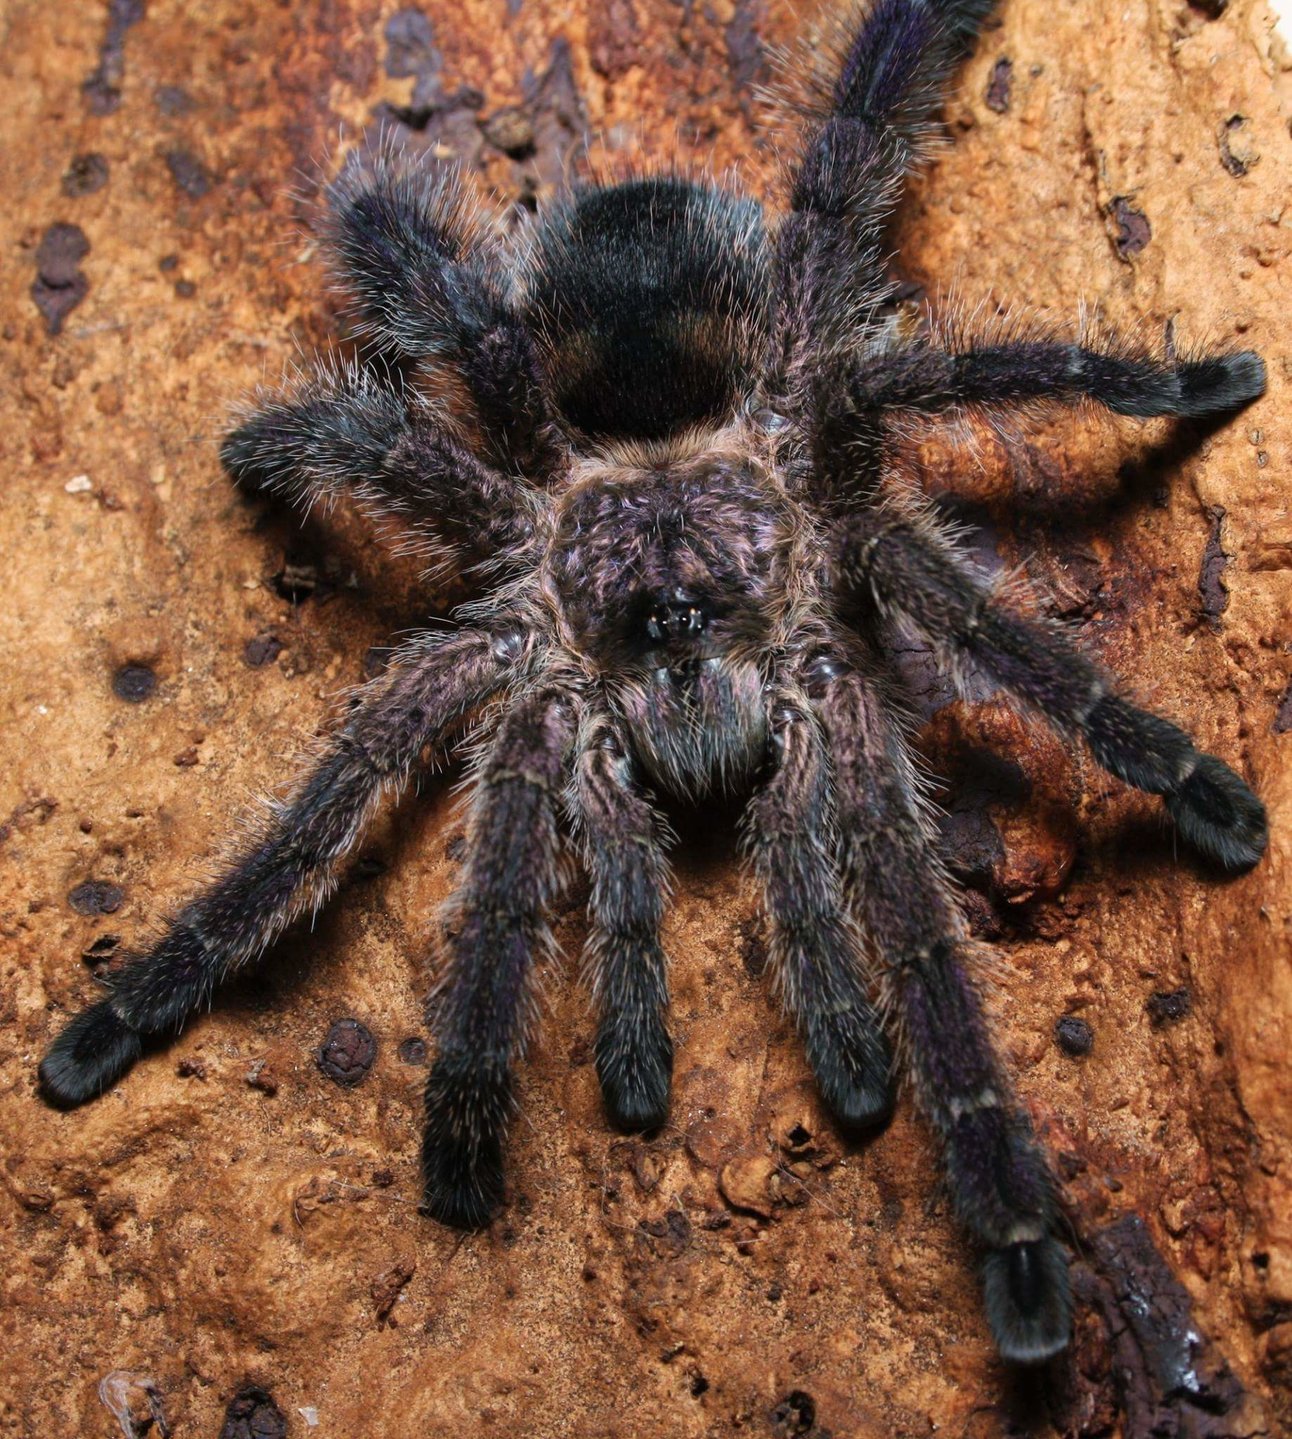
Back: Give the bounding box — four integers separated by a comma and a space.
41, 0, 1266, 1365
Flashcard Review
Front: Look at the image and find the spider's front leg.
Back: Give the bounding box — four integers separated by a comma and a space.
746, 692, 893, 1130
572, 716, 674, 1132
220, 362, 535, 568
39, 623, 529, 1107
324, 150, 566, 479
810, 647, 1072, 1362
421, 687, 578, 1228
840, 505, 1268, 870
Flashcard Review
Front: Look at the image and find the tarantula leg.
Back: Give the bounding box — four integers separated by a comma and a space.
834, 337, 1266, 421
573, 720, 674, 1132
39, 625, 527, 1108
324, 150, 566, 478
813, 654, 1071, 1362
746, 696, 893, 1130
221, 362, 534, 565
777, 0, 998, 368
840, 510, 1267, 870
422, 689, 577, 1229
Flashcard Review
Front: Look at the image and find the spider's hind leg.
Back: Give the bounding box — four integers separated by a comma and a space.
812, 650, 1071, 1362
841, 507, 1268, 871
39, 627, 521, 1107
830, 331, 1266, 425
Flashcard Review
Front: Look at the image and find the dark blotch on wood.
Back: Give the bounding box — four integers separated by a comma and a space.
1056, 1015, 1094, 1057
589, 0, 641, 79
32, 223, 90, 336
318, 1018, 377, 1086
770, 1390, 817, 1438
1274, 679, 1292, 734
985, 56, 1013, 113
154, 84, 194, 115
113, 663, 157, 702
82, 933, 122, 972
726, 0, 766, 96
243, 633, 282, 668
1218, 113, 1258, 178
272, 556, 318, 603
219, 1385, 286, 1439
384, 7, 444, 116
1147, 987, 1191, 1027
69, 881, 125, 916
1111, 196, 1151, 259
385, 8, 439, 80
482, 106, 535, 158
61, 153, 109, 198
1054, 1214, 1259, 1437
521, 38, 586, 194
1198, 505, 1230, 623
738, 917, 767, 979
398, 1036, 428, 1066
83, 0, 145, 116
164, 149, 212, 199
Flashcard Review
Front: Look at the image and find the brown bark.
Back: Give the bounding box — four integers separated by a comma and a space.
1, 1, 1289, 1435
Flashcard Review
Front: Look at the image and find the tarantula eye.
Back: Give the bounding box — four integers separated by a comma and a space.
643, 592, 711, 645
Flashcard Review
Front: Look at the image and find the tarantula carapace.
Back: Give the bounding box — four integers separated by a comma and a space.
41, 0, 1266, 1363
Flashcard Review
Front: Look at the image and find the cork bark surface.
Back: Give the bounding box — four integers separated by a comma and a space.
2, 1, 1290, 1435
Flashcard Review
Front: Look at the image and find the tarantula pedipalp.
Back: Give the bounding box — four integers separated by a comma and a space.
40, 0, 1267, 1365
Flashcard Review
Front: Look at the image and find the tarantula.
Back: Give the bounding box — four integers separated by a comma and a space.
41, 0, 1266, 1364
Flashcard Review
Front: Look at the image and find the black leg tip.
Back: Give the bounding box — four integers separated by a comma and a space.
596, 1018, 673, 1132
1165, 753, 1267, 872
419, 1137, 505, 1230
219, 418, 275, 493
806, 1011, 894, 1133
420, 1057, 510, 1230
982, 1237, 1072, 1364
1178, 351, 1266, 416
39, 1000, 143, 1108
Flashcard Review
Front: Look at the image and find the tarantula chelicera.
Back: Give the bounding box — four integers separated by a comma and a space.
42, 0, 1266, 1364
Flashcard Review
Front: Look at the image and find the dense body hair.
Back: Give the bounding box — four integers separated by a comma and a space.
41, 0, 1266, 1370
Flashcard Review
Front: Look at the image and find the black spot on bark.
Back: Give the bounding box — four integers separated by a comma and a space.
522, 39, 586, 193
1274, 679, 1292, 734
985, 57, 1013, 113
82, 933, 122, 973
1198, 505, 1229, 624
1053, 1214, 1258, 1436
318, 1018, 377, 1086
32, 223, 90, 336
1111, 197, 1151, 259
69, 881, 125, 916
1055, 1015, 1094, 1057
219, 1385, 286, 1439
770, 1390, 817, 1437
113, 663, 157, 702
83, 0, 145, 116
61, 154, 109, 198
726, 0, 766, 96
243, 634, 283, 668
164, 149, 212, 199
154, 84, 194, 115
398, 1036, 428, 1065
1146, 987, 1191, 1027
